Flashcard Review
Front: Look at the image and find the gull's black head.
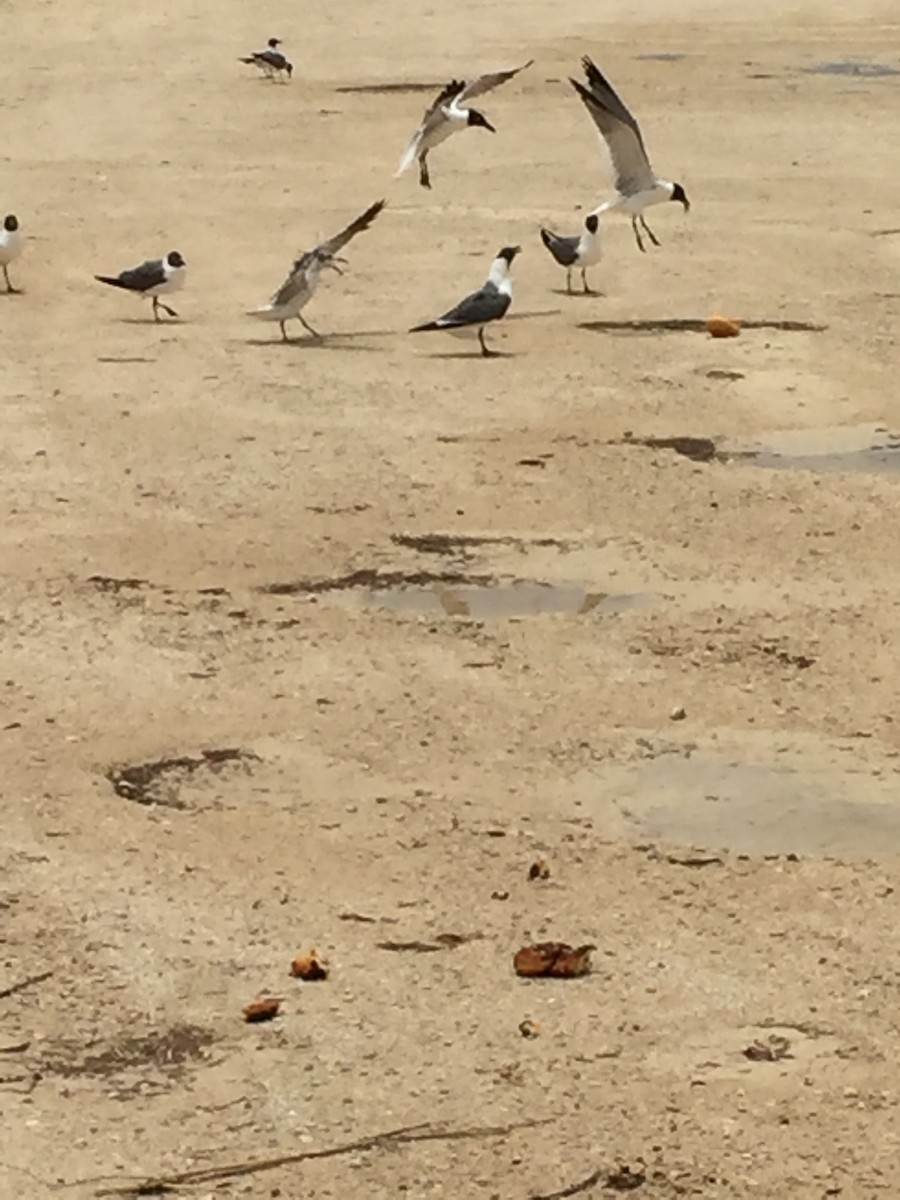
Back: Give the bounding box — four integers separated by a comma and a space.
268, 37, 282, 47
3, 214, 18, 232
497, 245, 521, 265
585, 214, 600, 234
468, 108, 496, 133
167, 251, 186, 268
670, 182, 690, 212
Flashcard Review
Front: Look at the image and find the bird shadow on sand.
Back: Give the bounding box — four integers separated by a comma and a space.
117, 317, 184, 326
424, 349, 516, 361
243, 335, 385, 353
550, 289, 606, 299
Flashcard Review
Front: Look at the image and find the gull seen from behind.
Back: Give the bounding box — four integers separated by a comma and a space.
540, 213, 602, 294
396, 61, 533, 189
570, 57, 689, 253
0, 214, 24, 293
410, 245, 520, 358
248, 200, 386, 342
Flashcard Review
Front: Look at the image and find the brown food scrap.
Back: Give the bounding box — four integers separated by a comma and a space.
513, 941, 595, 978
528, 858, 550, 881
606, 1163, 647, 1191
242, 997, 282, 1023
289, 949, 328, 981
707, 314, 742, 338
743, 1034, 792, 1062
518, 1018, 541, 1039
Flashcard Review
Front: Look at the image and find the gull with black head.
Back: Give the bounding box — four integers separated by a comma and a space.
570, 57, 689, 253
95, 251, 186, 321
249, 199, 385, 342
239, 38, 293, 82
410, 246, 520, 358
396, 61, 532, 189
0, 214, 24, 293
540, 214, 602, 294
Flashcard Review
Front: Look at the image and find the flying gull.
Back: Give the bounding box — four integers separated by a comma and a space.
396, 61, 533, 189
0, 214, 23, 293
570, 57, 689, 252
540, 213, 602, 293
95, 251, 186, 321
410, 245, 520, 358
248, 199, 385, 341
239, 38, 293, 81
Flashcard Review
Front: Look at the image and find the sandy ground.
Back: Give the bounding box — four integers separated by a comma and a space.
4, 1, 900, 1196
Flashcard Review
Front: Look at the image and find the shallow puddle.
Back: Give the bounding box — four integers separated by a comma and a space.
600, 754, 900, 860
722, 423, 900, 476
366, 583, 650, 619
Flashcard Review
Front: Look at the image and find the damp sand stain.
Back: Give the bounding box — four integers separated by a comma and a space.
365, 583, 653, 619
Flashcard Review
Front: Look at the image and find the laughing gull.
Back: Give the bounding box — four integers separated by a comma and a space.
95, 251, 186, 321
396, 61, 533, 189
540, 214, 602, 294
239, 38, 293, 81
570, 57, 689, 253
410, 245, 520, 358
0, 214, 23, 293
248, 199, 385, 341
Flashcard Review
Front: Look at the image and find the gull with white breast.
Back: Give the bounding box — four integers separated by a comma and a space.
239, 38, 293, 82
94, 251, 186, 321
410, 245, 520, 358
396, 61, 532, 189
570, 56, 689, 253
0, 214, 24, 293
248, 199, 385, 342
540, 214, 602, 294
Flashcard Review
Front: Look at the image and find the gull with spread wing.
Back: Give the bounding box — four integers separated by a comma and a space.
248, 200, 385, 341
396, 61, 532, 189
570, 57, 689, 253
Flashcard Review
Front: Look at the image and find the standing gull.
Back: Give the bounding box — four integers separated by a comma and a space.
540, 214, 602, 294
410, 245, 520, 358
0, 214, 23, 293
239, 38, 293, 81
248, 199, 385, 342
94, 251, 186, 321
570, 57, 689, 253
396, 61, 532, 189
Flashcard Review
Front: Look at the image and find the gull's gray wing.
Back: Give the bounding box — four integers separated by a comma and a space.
458, 60, 534, 104
397, 85, 464, 173
268, 251, 315, 307
540, 229, 580, 267
117, 259, 167, 291
433, 281, 511, 327
314, 199, 386, 259
570, 57, 655, 194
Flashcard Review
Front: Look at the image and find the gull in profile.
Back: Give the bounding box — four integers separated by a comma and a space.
540, 213, 602, 294
239, 38, 293, 82
0, 214, 24, 293
410, 245, 520, 358
94, 251, 186, 321
396, 61, 533, 189
570, 57, 689, 253
248, 199, 385, 341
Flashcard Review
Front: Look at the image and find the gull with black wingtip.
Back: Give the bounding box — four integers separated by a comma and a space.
570, 56, 689, 253
239, 38, 293, 82
540, 213, 602, 294
95, 251, 186, 322
396, 61, 532, 189
410, 245, 520, 358
0, 214, 24, 293
248, 199, 385, 342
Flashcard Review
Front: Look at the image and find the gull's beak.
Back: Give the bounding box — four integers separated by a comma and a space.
484, 119, 497, 133
682, 197, 691, 213
325, 258, 346, 275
